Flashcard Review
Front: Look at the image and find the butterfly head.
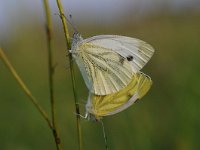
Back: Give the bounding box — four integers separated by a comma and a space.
71, 32, 83, 50
84, 112, 100, 121
73, 32, 83, 42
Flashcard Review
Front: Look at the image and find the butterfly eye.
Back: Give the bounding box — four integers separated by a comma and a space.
126, 55, 134, 61
73, 32, 78, 37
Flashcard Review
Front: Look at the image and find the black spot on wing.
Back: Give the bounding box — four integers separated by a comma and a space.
126, 55, 134, 61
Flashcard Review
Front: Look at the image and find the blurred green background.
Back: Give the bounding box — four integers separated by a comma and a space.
0, 0, 200, 150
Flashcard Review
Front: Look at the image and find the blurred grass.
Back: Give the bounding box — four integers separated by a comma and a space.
0, 12, 200, 150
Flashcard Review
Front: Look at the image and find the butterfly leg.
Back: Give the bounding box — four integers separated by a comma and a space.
73, 112, 87, 119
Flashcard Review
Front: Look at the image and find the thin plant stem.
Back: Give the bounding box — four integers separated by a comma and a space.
55, 0, 83, 150
42, 0, 63, 150
100, 120, 109, 150
0, 47, 53, 129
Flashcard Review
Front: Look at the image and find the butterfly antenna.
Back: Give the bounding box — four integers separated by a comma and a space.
100, 120, 109, 150
55, 13, 78, 32
67, 14, 79, 33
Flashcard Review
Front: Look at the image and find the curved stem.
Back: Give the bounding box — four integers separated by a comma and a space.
42, 0, 63, 150
0, 48, 53, 129
55, 0, 83, 150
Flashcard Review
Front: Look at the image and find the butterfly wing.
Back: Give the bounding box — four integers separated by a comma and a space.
74, 42, 133, 95
105, 72, 152, 116
86, 72, 152, 118
81, 35, 155, 72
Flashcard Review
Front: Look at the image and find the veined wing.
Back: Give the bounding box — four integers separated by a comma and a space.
86, 72, 152, 118
81, 35, 155, 72
77, 43, 133, 95
105, 72, 152, 116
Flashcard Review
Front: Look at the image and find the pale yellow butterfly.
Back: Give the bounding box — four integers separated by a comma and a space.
70, 32, 154, 95
84, 72, 152, 121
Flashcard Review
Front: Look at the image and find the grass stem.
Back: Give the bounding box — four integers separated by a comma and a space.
42, 0, 63, 150
0, 48, 53, 129
55, 0, 83, 150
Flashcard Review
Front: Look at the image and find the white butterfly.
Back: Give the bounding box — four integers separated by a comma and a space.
70, 32, 154, 95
